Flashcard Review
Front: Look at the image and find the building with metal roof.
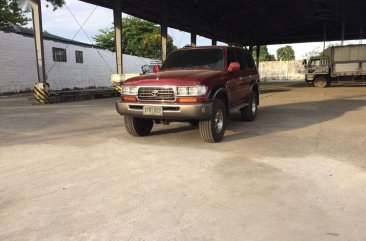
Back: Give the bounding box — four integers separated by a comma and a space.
0, 25, 154, 93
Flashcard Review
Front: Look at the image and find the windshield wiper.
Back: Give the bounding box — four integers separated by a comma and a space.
190, 66, 215, 70
163, 67, 189, 70
164, 66, 216, 71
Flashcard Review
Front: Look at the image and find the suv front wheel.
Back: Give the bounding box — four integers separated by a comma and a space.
199, 99, 227, 143
124, 116, 154, 136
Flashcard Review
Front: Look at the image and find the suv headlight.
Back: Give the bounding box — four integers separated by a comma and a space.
121, 85, 138, 95
176, 85, 207, 96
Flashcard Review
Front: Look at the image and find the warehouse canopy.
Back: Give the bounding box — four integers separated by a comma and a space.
80, 0, 365, 45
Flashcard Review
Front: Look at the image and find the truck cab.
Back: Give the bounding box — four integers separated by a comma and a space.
305, 56, 330, 87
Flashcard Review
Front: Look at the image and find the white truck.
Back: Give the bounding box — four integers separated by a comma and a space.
305, 44, 366, 87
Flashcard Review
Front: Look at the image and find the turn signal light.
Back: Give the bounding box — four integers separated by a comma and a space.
177, 97, 205, 103
121, 96, 137, 102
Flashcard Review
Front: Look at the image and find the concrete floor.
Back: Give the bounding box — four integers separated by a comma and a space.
1, 82, 366, 241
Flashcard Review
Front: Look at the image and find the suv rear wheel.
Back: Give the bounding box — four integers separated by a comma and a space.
241, 91, 257, 121
124, 116, 154, 136
199, 99, 227, 143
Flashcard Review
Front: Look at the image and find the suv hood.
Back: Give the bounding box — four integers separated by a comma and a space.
125, 69, 222, 86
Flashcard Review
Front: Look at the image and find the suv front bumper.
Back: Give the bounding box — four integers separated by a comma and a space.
116, 101, 213, 120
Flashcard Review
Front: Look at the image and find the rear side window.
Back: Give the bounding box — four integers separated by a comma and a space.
244, 53, 255, 69
227, 49, 237, 66
234, 49, 246, 70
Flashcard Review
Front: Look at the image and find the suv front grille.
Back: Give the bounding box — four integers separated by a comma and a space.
138, 87, 175, 101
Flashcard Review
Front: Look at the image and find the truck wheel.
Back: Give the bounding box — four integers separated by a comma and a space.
124, 116, 153, 136
314, 76, 328, 88
199, 99, 227, 143
241, 91, 257, 122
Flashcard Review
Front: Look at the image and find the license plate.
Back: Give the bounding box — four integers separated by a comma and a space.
143, 106, 163, 116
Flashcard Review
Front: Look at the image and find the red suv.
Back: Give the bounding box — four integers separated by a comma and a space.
116, 46, 260, 142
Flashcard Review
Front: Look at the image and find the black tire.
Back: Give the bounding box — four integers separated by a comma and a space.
314, 76, 328, 88
189, 120, 199, 127
199, 99, 227, 143
241, 91, 258, 122
124, 116, 153, 136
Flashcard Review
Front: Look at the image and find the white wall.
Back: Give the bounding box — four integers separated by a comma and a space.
259, 61, 305, 81
0, 31, 155, 93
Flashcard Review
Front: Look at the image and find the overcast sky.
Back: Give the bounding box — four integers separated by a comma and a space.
25, 0, 364, 60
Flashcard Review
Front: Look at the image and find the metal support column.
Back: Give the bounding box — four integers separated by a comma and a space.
249, 45, 253, 54
212, 36, 217, 46
256, 45, 260, 70
341, 21, 345, 46
113, 0, 123, 74
211, 25, 217, 46
161, 25, 168, 62
161, 2, 168, 61
323, 22, 327, 53
360, 21, 364, 44
190, 6, 197, 47
29, 0, 46, 84
191, 33, 197, 47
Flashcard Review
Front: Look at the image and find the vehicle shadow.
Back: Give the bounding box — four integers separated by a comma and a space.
328, 84, 366, 88
150, 125, 197, 136
223, 97, 366, 142
261, 81, 305, 88
260, 81, 305, 94
260, 88, 290, 94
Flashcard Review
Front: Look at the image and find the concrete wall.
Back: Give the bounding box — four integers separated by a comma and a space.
0, 31, 154, 93
259, 61, 305, 81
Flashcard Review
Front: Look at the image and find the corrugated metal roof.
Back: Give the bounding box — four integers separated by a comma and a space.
79, 0, 366, 46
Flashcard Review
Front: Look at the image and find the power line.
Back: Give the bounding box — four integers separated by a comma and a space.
65, 4, 114, 73
46, 5, 99, 76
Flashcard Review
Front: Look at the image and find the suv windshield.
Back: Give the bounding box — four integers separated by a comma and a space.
161, 48, 224, 70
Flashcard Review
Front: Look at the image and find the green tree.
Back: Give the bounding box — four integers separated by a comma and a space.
0, 0, 65, 27
252, 45, 276, 62
276, 45, 295, 61
93, 28, 114, 50
303, 47, 322, 59
94, 17, 176, 59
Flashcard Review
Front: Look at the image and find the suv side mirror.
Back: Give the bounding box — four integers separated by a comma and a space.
228, 62, 240, 72
153, 65, 160, 73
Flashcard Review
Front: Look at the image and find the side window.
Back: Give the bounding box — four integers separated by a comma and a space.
310, 59, 320, 67
244, 53, 255, 69
52, 47, 67, 62
234, 49, 246, 70
227, 48, 236, 66
75, 50, 83, 64
321, 58, 328, 66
